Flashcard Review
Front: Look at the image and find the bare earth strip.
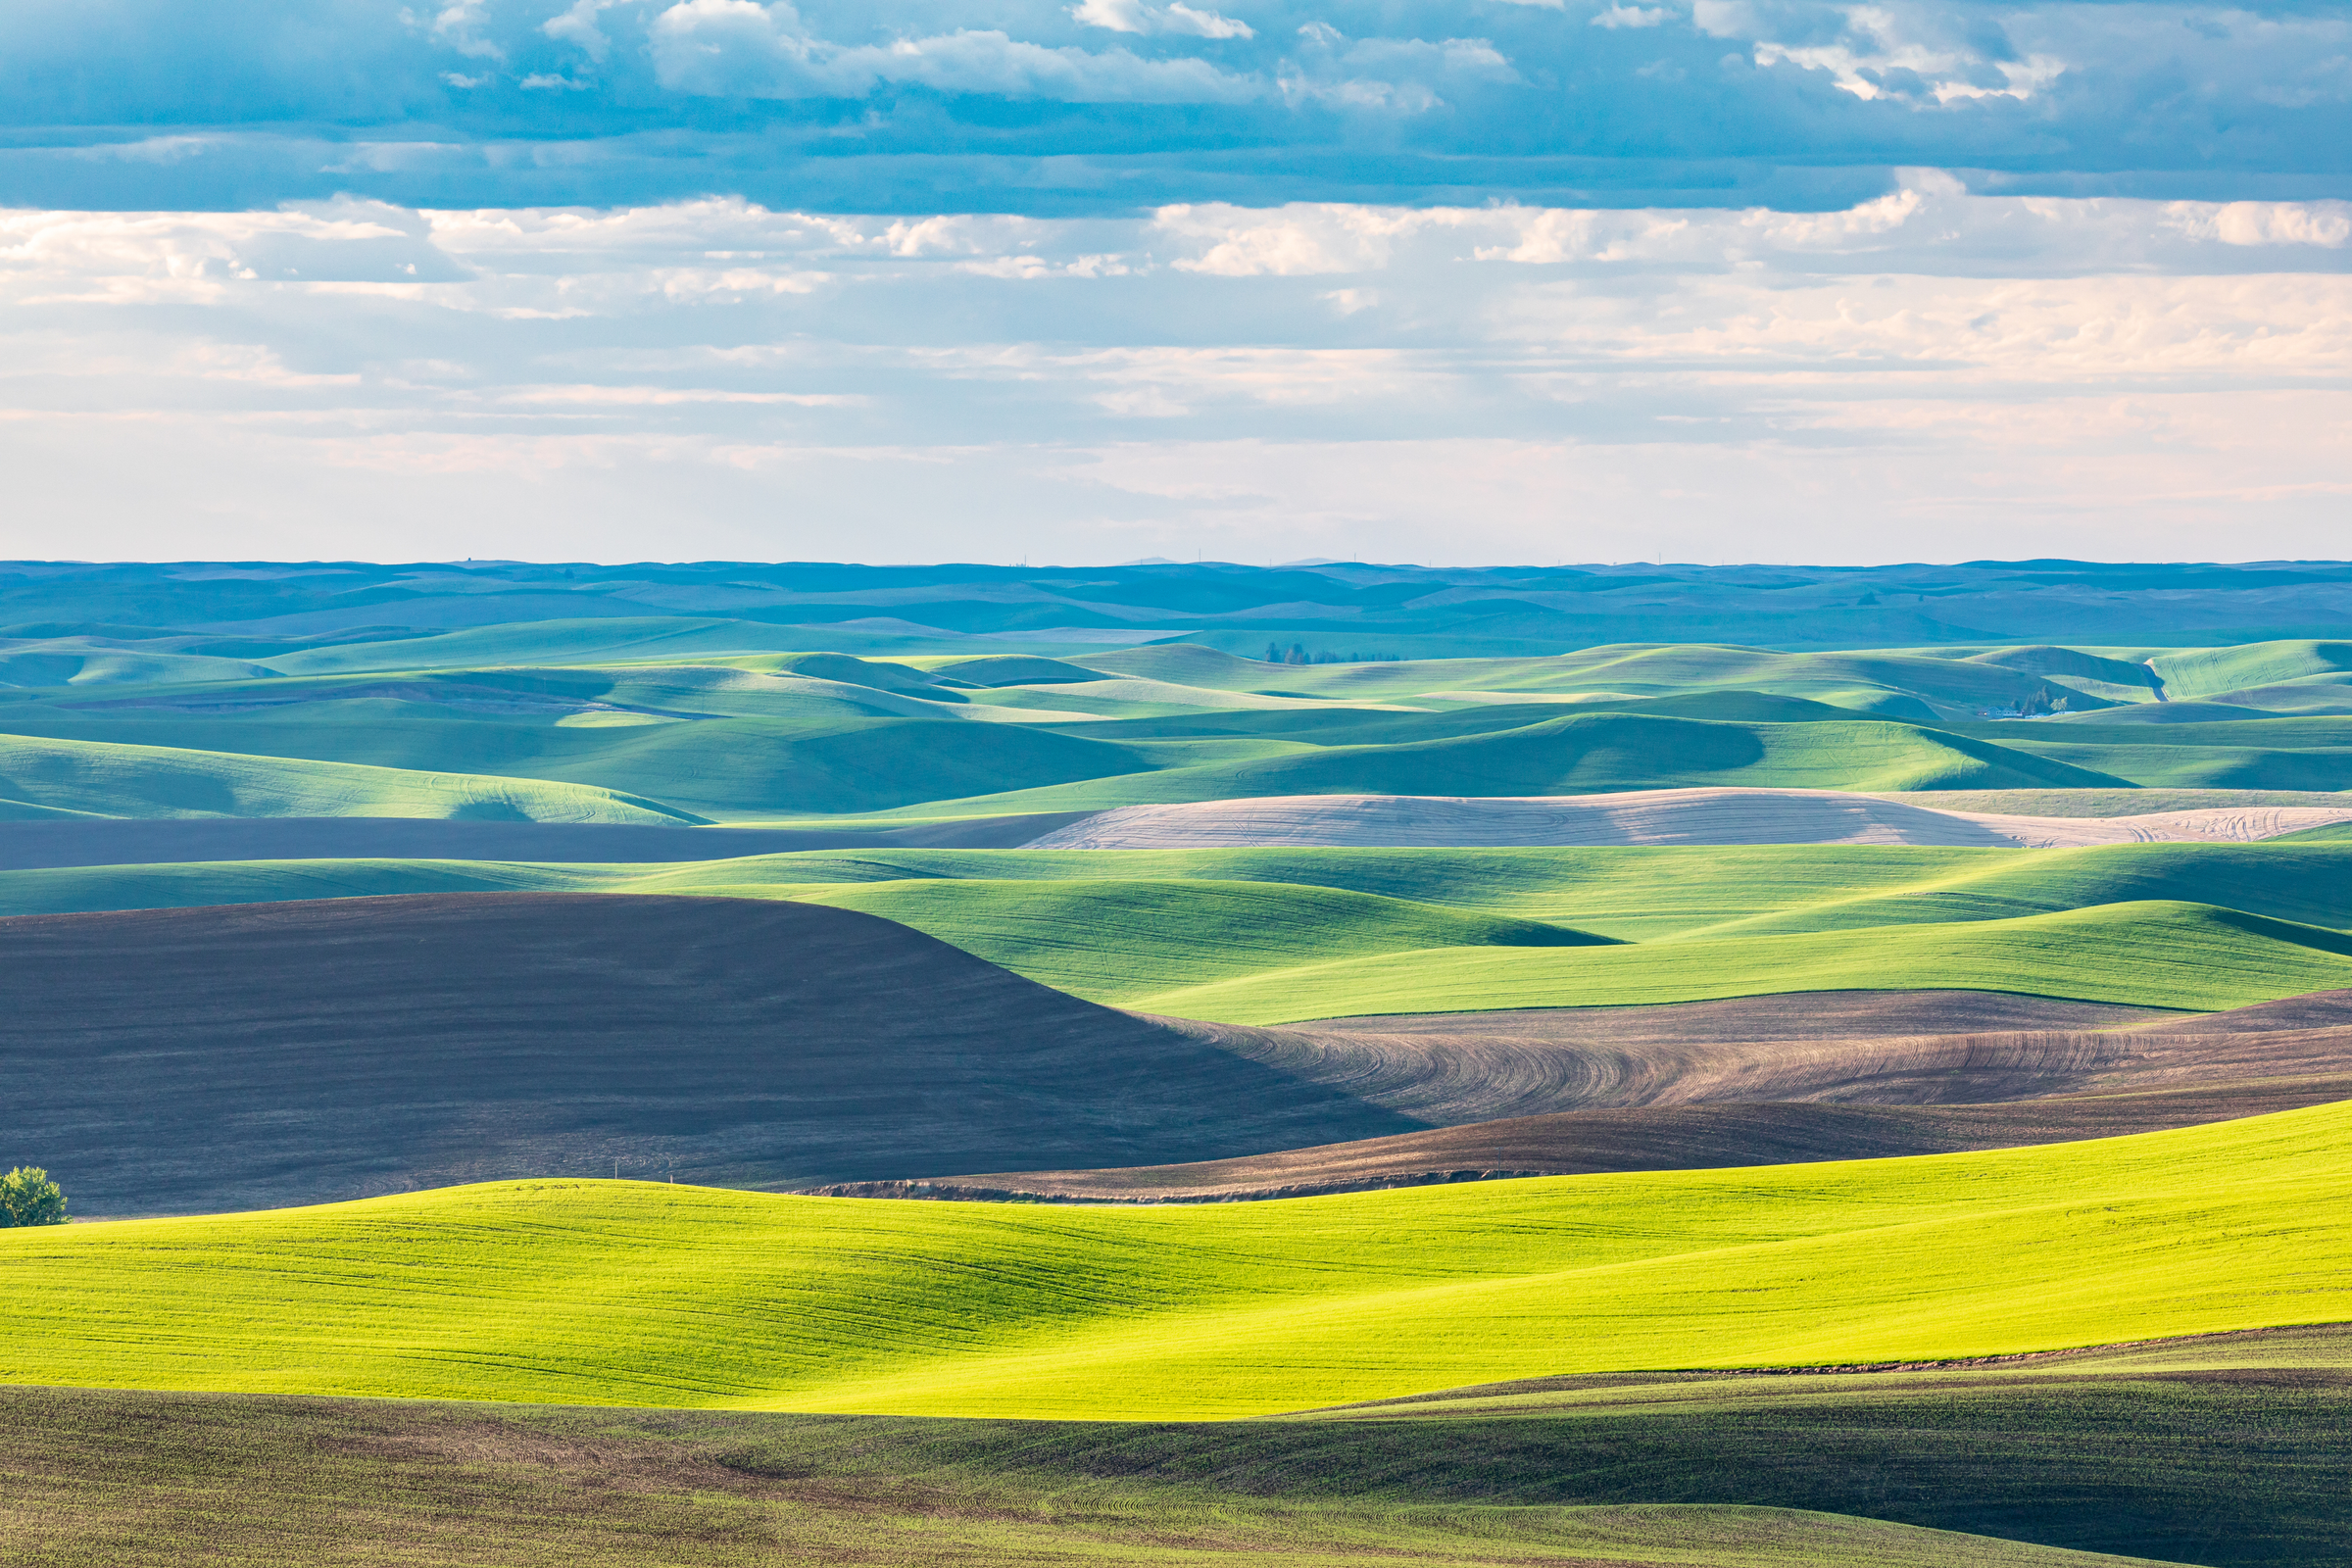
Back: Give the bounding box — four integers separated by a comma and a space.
814, 991, 2352, 1201
1020, 789, 2352, 850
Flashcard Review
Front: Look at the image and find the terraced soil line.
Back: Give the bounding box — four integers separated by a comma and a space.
823, 990, 2352, 1200
808, 1074, 2352, 1202
1020, 788, 2352, 849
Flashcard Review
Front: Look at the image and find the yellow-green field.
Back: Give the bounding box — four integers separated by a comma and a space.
7, 1101, 2348, 1420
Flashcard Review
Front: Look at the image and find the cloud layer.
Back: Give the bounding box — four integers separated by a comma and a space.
2, 184, 2345, 563
2, 1, 2348, 211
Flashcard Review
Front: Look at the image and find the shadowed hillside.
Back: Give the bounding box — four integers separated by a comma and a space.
0, 893, 1420, 1214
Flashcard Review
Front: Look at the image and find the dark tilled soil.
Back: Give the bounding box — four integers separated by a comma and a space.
0, 893, 1417, 1214
0, 811, 1090, 869
1145, 994, 2352, 1124
878, 1075, 2352, 1201
1292, 992, 2189, 1044
858, 991, 2352, 1200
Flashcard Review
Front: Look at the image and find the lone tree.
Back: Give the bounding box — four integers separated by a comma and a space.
0, 1167, 67, 1227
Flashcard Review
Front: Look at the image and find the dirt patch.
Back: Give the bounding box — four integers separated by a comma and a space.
822, 1075, 2352, 1201
838, 990, 2352, 1200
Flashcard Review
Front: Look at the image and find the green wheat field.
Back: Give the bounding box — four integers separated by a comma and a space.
4, 561, 2351, 1567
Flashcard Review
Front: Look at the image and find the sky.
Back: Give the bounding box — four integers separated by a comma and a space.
2, 1, 2348, 564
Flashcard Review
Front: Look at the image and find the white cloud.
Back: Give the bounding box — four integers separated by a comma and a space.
1592, 5, 1672, 27
1694, 0, 2064, 103
1157, 203, 1452, 274
4, 191, 2351, 564
2168, 201, 2352, 249
1071, 0, 1253, 40
543, 0, 623, 60
427, 0, 504, 59
650, 0, 1262, 101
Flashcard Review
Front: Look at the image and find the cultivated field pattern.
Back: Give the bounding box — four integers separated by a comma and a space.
3, 560, 2349, 1568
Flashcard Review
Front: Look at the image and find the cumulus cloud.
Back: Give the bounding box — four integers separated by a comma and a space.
2, 1, 2348, 211
1071, 0, 1253, 40
1693, 0, 2063, 102
648, 0, 1263, 100
3, 189, 2348, 564
2168, 201, 2352, 250
423, 0, 504, 60
543, 0, 623, 61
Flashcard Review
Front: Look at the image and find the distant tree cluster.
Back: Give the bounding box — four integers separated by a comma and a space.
1262, 643, 1398, 664
0, 1167, 67, 1227
1982, 685, 2074, 719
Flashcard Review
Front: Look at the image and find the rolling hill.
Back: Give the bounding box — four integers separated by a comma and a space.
794, 877, 1610, 1002
1128, 901, 2352, 1022
0, 893, 1421, 1214
0, 732, 700, 823
7, 1380, 2268, 1568
5, 1100, 2350, 1418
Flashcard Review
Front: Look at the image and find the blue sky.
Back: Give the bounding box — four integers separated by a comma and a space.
1, 4, 2348, 564
8, 0, 2352, 212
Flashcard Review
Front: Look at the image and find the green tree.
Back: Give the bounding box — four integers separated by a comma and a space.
0, 1167, 67, 1227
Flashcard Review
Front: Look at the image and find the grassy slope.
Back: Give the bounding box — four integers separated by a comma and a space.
7, 1101, 2351, 1419
257, 617, 863, 675
1083, 644, 2078, 715
1, 690, 2143, 820
793, 879, 1609, 1002
0, 843, 2005, 931
0, 694, 1152, 818
1955, 718, 2352, 792
8, 644, 2347, 817
1129, 902, 2352, 1022
5, 846, 2349, 1012
0, 734, 701, 824
3, 1393, 2198, 1568
2273, 821, 2352, 843
1676, 843, 2352, 938
2148, 640, 2352, 701
9, 1382, 2298, 1568
849, 714, 2132, 817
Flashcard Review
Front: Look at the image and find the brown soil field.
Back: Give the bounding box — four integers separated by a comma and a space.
1159, 991, 2352, 1121
0, 811, 1089, 870
819, 990, 2352, 1200
858, 1076, 2352, 1201
0, 893, 1417, 1214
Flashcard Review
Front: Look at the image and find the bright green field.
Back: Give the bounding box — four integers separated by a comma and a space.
6, 843, 2349, 1014
7, 638, 2352, 818
0, 733, 699, 823
1128, 902, 2352, 1021
7, 1101, 2349, 1420
794, 878, 1607, 997
14, 841, 2352, 933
